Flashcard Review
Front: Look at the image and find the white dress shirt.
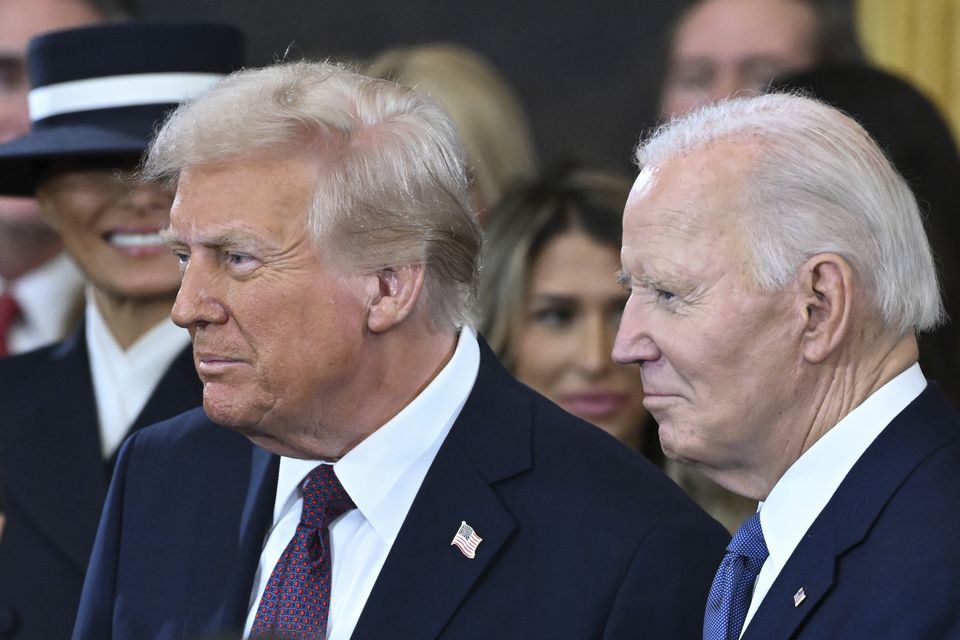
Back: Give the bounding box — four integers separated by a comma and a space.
242, 327, 481, 640
85, 288, 192, 459
3, 252, 84, 354
741, 363, 927, 635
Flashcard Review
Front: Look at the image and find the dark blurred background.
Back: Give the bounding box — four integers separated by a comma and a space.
130, 0, 692, 172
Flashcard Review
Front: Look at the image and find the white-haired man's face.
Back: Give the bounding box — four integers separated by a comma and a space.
613, 141, 809, 494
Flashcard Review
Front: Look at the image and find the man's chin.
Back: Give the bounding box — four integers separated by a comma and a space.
201, 394, 261, 433
657, 426, 706, 468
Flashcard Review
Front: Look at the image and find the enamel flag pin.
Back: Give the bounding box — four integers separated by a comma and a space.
793, 587, 807, 607
451, 521, 483, 559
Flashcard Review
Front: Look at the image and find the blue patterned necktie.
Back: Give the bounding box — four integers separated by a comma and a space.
251, 464, 355, 639
703, 512, 769, 640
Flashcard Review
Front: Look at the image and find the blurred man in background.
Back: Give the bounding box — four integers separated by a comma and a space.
659, 0, 862, 119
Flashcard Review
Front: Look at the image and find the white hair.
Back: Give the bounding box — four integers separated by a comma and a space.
635, 92, 943, 333
144, 60, 481, 331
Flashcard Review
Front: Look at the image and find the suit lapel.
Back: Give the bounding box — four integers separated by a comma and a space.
6, 332, 108, 570
743, 385, 960, 639
351, 340, 530, 639
351, 439, 518, 640
184, 435, 279, 638
741, 532, 837, 639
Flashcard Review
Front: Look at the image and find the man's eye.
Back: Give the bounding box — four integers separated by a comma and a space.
225, 252, 252, 266
172, 251, 189, 271
742, 58, 785, 89
655, 289, 674, 301
667, 63, 714, 91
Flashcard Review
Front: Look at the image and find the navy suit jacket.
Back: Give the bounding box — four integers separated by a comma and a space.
742, 384, 960, 639
73, 342, 728, 639
0, 329, 202, 640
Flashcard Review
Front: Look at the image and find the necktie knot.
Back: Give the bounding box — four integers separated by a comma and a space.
300, 464, 354, 531
726, 512, 769, 568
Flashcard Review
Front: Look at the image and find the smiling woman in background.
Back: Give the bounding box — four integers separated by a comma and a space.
480, 164, 655, 458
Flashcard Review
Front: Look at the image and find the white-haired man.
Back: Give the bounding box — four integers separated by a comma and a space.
614, 92, 960, 639
72, 61, 727, 640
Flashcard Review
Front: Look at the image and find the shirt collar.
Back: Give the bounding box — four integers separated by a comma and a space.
275, 327, 480, 544
759, 362, 926, 572
84, 286, 190, 364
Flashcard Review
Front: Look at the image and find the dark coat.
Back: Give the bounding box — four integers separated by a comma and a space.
0, 329, 202, 640
73, 341, 728, 639
742, 384, 960, 639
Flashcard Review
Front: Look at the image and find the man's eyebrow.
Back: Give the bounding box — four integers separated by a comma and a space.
159, 227, 182, 246
618, 268, 669, 290
159, 227, 267, 251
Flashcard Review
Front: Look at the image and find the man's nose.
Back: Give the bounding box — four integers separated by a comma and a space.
171, 259, 228, 329
612, 301, 660, 365
709, 68, 742, 104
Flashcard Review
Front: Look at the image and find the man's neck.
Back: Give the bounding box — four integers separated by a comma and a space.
708, 330, 921, 502
799, 332, 919, 455
756, 331, 920, 500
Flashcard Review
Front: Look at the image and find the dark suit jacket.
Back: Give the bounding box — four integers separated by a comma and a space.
0, 329, 202, 640
73, 341, 728, 639
742, 384, 960, 639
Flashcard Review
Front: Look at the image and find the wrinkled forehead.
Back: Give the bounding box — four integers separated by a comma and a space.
168, 155, 318, 240
625, 173, 704, 246
623, 149, 761, 277
629, 152, 744, 228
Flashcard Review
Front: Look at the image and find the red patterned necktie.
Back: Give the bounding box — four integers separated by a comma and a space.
250, 464, 355, 639
0, 293, 21, 357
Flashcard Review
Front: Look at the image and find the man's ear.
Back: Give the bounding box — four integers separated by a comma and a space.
367, 265, 426, 333
797, 253, 854, 363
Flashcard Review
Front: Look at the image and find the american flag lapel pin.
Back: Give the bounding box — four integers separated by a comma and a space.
793, 587, 807, 607
451, 520, 483, 559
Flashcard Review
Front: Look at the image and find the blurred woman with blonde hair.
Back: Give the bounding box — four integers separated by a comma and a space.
368, 43, 538, 223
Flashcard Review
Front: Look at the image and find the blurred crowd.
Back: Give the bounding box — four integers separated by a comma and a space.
0, 0, 958, 638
